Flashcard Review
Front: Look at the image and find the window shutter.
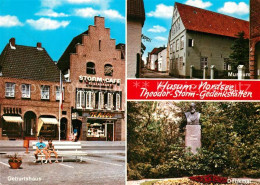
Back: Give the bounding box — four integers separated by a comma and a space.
81, 91, 85, 108
101, 92, 104, 109
98, 92, 102, 109
86, 91, 90, 108
76, 91, 80, 108
110, 93, 114, 110
91, 92, 95, 109
107, 93, 111, 109
116, 93, 120, 110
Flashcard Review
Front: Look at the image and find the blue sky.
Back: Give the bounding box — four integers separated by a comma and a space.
0, 0, 125, 61
142, 0, 249, 61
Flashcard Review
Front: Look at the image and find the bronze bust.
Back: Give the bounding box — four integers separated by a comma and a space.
185, 103, 200, 125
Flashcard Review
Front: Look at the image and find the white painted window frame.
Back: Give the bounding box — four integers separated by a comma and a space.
41, 85, 50, 100
76, 90, 85, 109
21, 84, 30, 98
116, 93, 121, 110
5, 83, 15, 97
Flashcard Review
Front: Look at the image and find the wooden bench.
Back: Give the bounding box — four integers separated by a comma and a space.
32, 141, 88, 163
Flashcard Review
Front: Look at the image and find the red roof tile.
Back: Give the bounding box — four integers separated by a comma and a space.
176, 2, 249, 38
150, 48, 158, 55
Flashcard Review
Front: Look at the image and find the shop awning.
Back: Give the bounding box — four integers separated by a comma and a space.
3, 116, 23, 123
39, 118, 59, 124
91, 123, 102, 127
37, 118, 58, 136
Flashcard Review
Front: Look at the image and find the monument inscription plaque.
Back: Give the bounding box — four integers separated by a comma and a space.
185, 125, 201, 154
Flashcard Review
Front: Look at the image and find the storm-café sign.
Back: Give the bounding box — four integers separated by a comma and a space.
79, 76, 121, 86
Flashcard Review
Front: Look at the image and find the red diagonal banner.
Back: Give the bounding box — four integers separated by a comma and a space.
127, 80, 260, 101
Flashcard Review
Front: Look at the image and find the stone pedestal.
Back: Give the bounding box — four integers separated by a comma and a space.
185, 125, 201, 154
237, 65, 245, 80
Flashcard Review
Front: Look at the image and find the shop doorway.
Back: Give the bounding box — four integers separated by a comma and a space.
72, 119, 82, 141
60, 118, 67, 140
24, 111, 36, 136
86, 120, 114, 141
155, 60, 158, 72
106, 123, 114, 141
38, 115, 58, 139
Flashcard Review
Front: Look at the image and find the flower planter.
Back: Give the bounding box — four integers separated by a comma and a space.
8, 161, 22, 169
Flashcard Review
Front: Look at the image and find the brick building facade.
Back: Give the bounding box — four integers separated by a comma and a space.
250, 0, 260, 79
58, 16, 125, 141
0, 39, 71, 140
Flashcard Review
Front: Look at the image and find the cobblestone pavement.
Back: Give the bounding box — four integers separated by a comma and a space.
141, 68, 172, 78
0, 152, 125, 185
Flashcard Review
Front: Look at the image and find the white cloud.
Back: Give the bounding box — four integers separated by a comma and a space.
67, 0, 111, 9
74, 8, 124, 20
74, 7, 100, 17
41, 0, 62, 8
26, 18, 70, 30
35, 9, 68, 17
40, 0, 111, 9
218, 2, 249, 15
67, 0, 98, 3
103, 10, 124, 20
155, 36, 167, 41
148, 25, 167, 33
0, 15, 23, 27
147, 4, 173, 19
185, 0, 212, 8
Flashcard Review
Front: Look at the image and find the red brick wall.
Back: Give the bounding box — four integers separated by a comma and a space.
69, 16, 126, 110
0, 77, 71, 140
68, 16, 125, 141
250, 0, 260, 78
250, 0, 260, 39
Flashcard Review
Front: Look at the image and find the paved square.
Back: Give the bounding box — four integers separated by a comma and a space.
0, 152, 125, 185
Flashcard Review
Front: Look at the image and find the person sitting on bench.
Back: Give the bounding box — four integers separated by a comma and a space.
47, 139, 59, 163
34, 137, 48, 163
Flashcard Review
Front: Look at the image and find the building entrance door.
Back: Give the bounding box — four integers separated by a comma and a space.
60, 118, 67, 140
155, 60, 158, 71
72, 119, 82, 141
24, 111, 36, 136
106, 123, 114, 141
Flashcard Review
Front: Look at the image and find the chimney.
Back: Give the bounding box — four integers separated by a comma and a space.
9, 38, 16, 49
37, 42, 42, 48
37, 42, 43, 50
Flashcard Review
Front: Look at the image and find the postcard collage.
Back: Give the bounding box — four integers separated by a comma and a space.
0, 0, 259, 185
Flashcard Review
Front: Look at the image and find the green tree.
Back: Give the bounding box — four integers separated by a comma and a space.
229, 31, 249, 71
127, 102, 260, 180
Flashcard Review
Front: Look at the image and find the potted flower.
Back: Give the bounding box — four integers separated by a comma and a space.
8, 153, 22, 169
